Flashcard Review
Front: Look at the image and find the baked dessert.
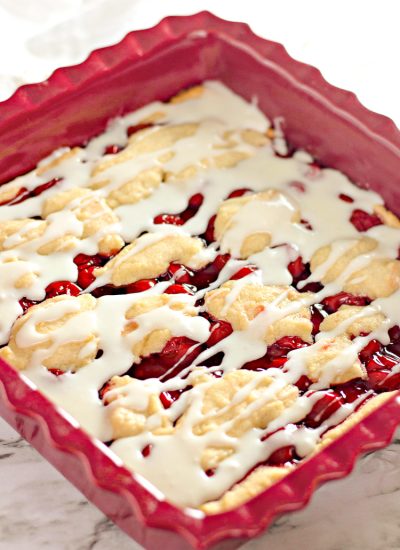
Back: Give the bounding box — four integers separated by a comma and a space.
0, 81, 399, 513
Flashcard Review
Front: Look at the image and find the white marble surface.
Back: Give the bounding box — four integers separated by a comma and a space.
1, 1, 400, 549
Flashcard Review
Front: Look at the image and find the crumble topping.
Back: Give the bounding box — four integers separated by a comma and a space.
0, 81, 399, 513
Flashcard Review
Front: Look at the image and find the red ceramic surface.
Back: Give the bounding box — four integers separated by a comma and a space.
1, 12, 400, 550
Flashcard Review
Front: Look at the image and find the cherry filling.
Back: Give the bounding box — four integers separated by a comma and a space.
339, 193, 354, 203
19, 297, 38, 312
267, 445, 300, 466
91, 249, 231, 299
19, 281, 82, 312
0, 178, 61, 206
142, 444, 152, 457
350, 209, 383, 232
287, 256, 322, 293
202, 214, 216, 244
104, 144, 123, 155
227, 188, 251, 199
126, 122, 154, 137
154, 193, 204, 226
198, 188, 251, 245
129, 336, 202, 381
74, 253, 109, 289
48, 368, 65, 377
45, 281, 81, 299
242, 336, 309, 372
160, 255, 231, 291
310, 304, 326, 335
358, 327, 400, 391
230, 265, 258, 281
160, 390, 184, 409
321, 292, 371, 314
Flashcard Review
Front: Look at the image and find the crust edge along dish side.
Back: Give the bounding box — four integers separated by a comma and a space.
0, 12, 400, 550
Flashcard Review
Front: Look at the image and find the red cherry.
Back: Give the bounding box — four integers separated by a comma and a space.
45, 281, 81, 299
322, 292, 370, 314
104, 144, 123, 154
74, 253, 103, 267
310, 305, 325, 335
207, 320, 233, 347
189, 254, 230, 289
203, 215, 216, 244
270, 336, 309, 355
335, 379, 370, 403
127, 123, 153, 137
132, 337, 201, 381
371, 371, 400, 391
77, 265, 96, 289
230, 265, 258, 280
167, 263, 192, 284
99, 382, 112, 400
386, 325, 400, 356
165, 284, 194, 295
350, 209, 382, 232
188, 193, 204, 209
142, 444, 152, 457
227, 188, 251, 198
153, 193, 204, 225
19, 297, 38, 312
160, 390, 182, 409
288, 257, 307, 279
295, 375, 312, 392
366, 353, 398, 372
48, 368, 65, 377
153, 213, 184, 225
303, 391, 342, 428
91, 284, 123, 298
267, 445, 296, 466
126, 279, 156, 293
359, 339, 381, 364
338, 193, 354, 203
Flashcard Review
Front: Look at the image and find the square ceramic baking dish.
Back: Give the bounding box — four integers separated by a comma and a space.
1, 12, 400, 550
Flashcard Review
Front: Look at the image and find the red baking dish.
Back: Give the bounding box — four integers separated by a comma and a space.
1, 11, 400, 550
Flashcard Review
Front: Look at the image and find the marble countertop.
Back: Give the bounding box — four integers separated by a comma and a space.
1, 1, 400, 549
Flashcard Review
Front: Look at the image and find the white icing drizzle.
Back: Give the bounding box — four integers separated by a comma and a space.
0, 81, 399, 510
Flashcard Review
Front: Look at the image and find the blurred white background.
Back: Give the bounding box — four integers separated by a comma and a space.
0, 0, 399, 125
